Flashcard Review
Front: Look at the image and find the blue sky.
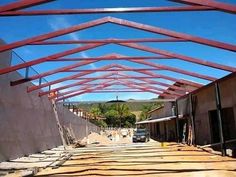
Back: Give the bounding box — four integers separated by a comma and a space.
0, 0, 236, 101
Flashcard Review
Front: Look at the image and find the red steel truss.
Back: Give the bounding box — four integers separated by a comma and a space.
1, 16, 236, 53
0, 0, 54, 13
0, 0, 235, 101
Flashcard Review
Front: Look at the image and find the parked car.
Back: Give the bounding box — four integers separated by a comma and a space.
132, 128, 150, 142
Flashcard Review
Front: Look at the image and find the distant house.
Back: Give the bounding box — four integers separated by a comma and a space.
136, 79, 200, 142
137, 102, 177, 142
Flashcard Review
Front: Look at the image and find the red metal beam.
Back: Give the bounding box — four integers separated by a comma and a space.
71, 88, 141, 91
64, 68, 162, 72
71, 76, 161, 80
172, 0, 236, 14
10, 53, 118, 86
116, 71, 203, 88
130, 59, 216, 81
0, 17, 110, 52
10, 60, 99, 86
116, 78, 183, 97
1, 16, 235, 53
70, 73, 202, 88
118, 80, 177, 99
0, 6, 215, 16
107, 17, 236, 52
39, 76, 185, 97
89, 56, 215, 81
11, 49, 216, 86
117, 71, 197, 90
39, 73, 192, 97
29, 38, 187, 45
56, 82, 115, 102
47, 55, 173, 62
138, 78, 194, 92
115, 64, 203, 89
28, 65, 116, 93
52, 83, 156, 87
118, 43, 236, 72
56, 80, 119, 98
27, 54, 205, 93
38, 72, 117, 96
0, 0, 54, 13
56, 81, 165, 101
0, 43, 105, 76
38, 65, 196, 97
82, 90, 146, 93
91, 88, 141, 90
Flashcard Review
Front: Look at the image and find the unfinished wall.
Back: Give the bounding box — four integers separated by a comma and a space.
193, 86, 215, 145
178, 73, 236, 146
57, 104, 100, 140
0, 40, 99, 162
0, 48, 61, 162
219, 75, 236, 131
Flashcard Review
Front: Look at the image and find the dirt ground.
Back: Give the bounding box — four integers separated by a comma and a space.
34, 133, 236, 177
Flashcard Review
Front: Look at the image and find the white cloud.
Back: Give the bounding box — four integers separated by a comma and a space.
48, 16, 91, 61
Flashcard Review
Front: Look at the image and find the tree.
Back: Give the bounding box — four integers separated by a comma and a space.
89, 103, 137, 128
90, 106, 102, 119
123, 113, 136, 127
105, 109, 119, 127
98, 103, 107, 114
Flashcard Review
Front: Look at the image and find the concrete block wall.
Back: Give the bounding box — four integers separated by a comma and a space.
0, 40, 100, 162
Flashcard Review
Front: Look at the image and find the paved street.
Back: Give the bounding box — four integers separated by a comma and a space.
35, 142, 236, 177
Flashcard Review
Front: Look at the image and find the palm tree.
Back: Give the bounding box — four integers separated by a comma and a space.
117, 103, 130, 127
